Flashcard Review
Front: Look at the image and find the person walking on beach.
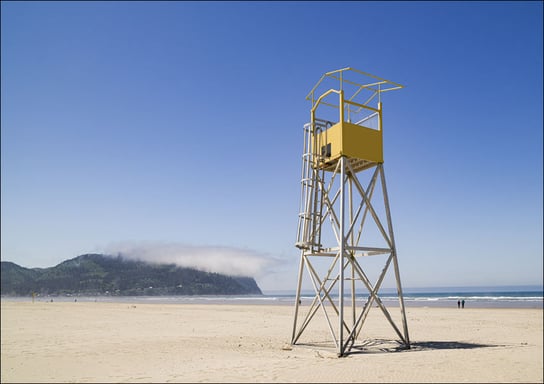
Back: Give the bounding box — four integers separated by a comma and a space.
457, 300, 460, 308
461, 299, 465, 308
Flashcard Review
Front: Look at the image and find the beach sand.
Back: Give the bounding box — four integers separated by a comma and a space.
1, 301, 542, 383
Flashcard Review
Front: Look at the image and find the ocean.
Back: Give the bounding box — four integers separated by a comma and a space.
4, 285, 542, 308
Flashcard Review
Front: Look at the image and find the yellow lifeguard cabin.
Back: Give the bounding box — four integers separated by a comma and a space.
316, 119, 383, 171
292, 67, 410, 357
308, 67, 400, 172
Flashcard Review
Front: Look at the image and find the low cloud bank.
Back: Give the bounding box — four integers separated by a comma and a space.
102, 242, 275, 277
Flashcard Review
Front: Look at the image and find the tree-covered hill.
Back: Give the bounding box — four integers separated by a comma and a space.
0, 254, 262, 296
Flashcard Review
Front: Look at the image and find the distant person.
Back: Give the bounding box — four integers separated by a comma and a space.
461, 299, 465, 308
457, 300, 460, 308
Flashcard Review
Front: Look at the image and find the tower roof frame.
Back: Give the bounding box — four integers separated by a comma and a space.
306, 67, 404, 111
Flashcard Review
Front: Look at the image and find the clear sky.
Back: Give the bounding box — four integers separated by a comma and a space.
2, 1, 542, 293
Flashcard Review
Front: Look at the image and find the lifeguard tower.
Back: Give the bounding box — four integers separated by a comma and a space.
292, 67, 410, 356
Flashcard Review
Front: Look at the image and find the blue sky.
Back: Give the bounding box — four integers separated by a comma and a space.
1, 1, 542, 293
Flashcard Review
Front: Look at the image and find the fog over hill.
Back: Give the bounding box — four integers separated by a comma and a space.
0, 254, 262, 296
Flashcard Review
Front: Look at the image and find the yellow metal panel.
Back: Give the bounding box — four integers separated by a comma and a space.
315, 122, 383, 169
342, 122, 383, 163
316, 122, 342, 158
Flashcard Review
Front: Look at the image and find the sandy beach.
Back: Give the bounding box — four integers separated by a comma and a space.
1, 300, 542, 383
